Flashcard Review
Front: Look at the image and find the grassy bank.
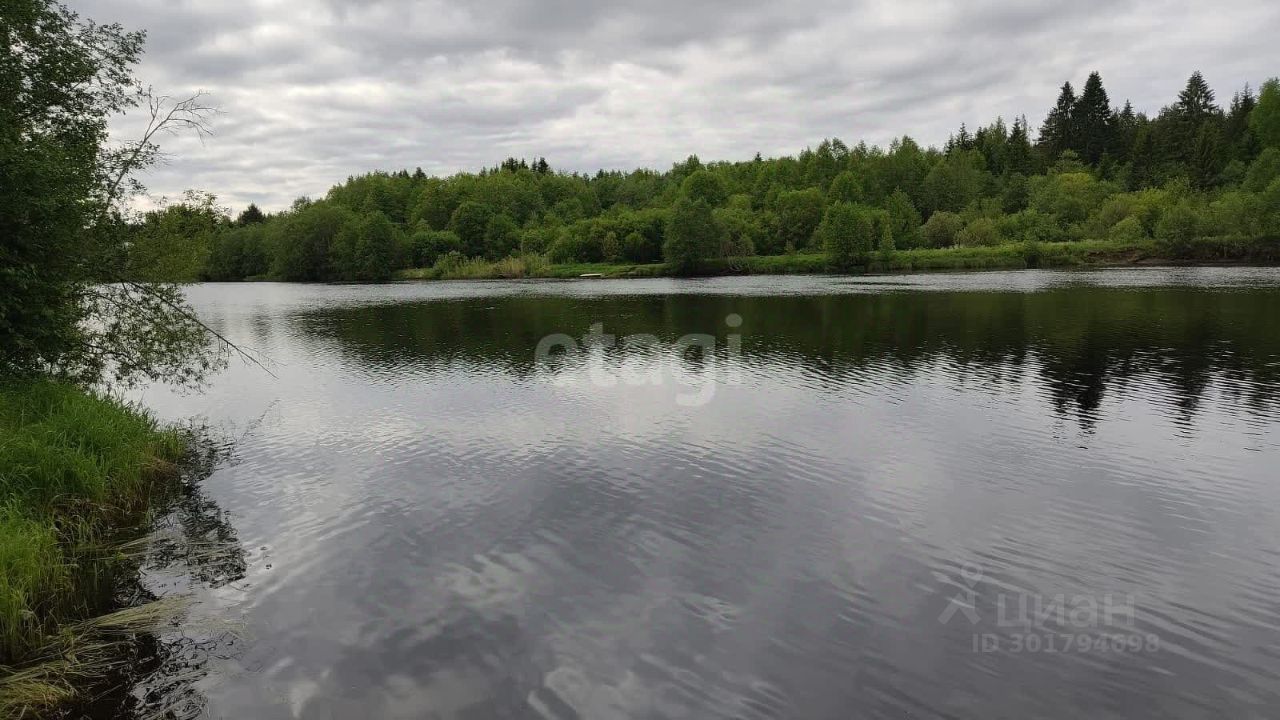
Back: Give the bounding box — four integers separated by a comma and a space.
0, 380, 186, 713
393, 236, 1280, 282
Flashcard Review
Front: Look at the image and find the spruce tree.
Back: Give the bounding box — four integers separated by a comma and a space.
1189, 123, 1224, 189
1128, 124, 1157, 190
1166, 72, 1224, 173
1073, 72, 1116, 164
236, 203, 266, 226
1006, 116, 1035, 175
1224, 87, 1259, 163
1039, 82, 1077, 162
1114, 101, 1140, 159
1175, 71, 1219, 122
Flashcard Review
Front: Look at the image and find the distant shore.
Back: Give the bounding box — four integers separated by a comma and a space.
391, 236, 1280, 282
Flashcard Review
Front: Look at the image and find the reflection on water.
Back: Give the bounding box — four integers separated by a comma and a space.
78, 433, 248, 719
131, 269, 1280, 719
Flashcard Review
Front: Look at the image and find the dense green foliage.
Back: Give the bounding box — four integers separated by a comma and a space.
1, 0, 141, 372
147, 69, 1280, 282
1, 0, 221, 386
1, 3, 231, 709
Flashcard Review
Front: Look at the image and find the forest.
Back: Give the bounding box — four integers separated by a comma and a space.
129, 70, 1280, 281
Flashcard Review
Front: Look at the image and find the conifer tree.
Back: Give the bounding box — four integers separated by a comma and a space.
1127, 124, 1157, 190
1114, 101, 1140, 159
236, 203, 266, 226
1006, 116, 1035, 175
1190, 123, 1224, 189
1039, 82, 1077, 162
1175, 71, 1219, 122
1073, 72, 1116, 164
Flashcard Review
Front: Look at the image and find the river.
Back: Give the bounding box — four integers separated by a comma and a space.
126, 268, 1280, 719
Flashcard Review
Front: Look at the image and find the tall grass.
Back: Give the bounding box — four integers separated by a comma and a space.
0, 380, 185, 708
396, 253, 552, 280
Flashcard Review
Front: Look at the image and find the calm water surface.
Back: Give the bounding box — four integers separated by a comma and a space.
130, 268, 1280, 719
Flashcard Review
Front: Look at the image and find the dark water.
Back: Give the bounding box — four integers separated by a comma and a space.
131, 269, 1280, 719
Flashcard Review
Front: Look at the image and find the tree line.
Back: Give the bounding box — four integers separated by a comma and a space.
128, 70, 1280, 282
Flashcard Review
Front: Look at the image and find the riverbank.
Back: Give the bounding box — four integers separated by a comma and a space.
0, 380, 187, 715
393, 236, 1280, 281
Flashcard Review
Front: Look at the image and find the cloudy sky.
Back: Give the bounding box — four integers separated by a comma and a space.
80, 0, 1279, 213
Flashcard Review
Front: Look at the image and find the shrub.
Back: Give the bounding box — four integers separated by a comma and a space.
818, 202, 887, 269
1242, 148, 1280, 192
1029, 171, 1118, 228
483, 214, 521, 260
884, 189, 923, 249
957, 217, 1001, 247
773, 188, 826, 250
601, 231, 622, 262
922, 211, 964, 248
408, 230, 461, 268
996, 209, 1062, 244
1154, 201, 1207, 255
622, 231, 660, 263
1108, 216, 1147, 242
663, 198, 721, 273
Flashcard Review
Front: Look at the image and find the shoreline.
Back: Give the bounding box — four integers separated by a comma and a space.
388, 236, 1280, 283
0, 381, 190, 716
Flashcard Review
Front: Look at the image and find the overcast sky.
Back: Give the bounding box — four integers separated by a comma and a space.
80, 0, 1279, 213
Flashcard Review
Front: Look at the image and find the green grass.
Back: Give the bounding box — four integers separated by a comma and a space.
0, 380, 185, 711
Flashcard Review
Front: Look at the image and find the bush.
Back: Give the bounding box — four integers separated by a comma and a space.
448, 201, 493, 258
818, 202, 887, 269
1030, 171, 1118, 228
1210, 192, 1266, 236
409, 229, 461, 268
601, 231, 622, 262
1108, 216, 1147, 242
957, 217, 1001, 247
922, 211, 964, 248
1089, 188, 1170, 238
483, 213, 521, 260
1154, 201, 1206, 255
1242, 148, 1280, 192
773, 188, 826, 250
714, 205, 764, 257
547, 222, 604, 263
884, 189, 923, 249
622, 231, 660, 263
996, 209, 1062, 244
519, 226, 557, 256
664, 198, 721, 273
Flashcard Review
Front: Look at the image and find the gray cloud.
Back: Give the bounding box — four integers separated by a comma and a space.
79, 0, 1280, 212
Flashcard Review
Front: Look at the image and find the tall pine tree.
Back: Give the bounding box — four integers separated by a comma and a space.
1175, 71, 1219, 122
1128, 123, 1157, 190
1189, 123, 1225, 189
1007, 116, 1035, 175
1039, 82, 1077, 163
1073, 72, 1116, 164
1224, 86, 1260, 164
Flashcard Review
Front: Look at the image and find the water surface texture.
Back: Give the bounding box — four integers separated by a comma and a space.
134, 269, 1280, 719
